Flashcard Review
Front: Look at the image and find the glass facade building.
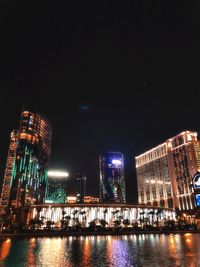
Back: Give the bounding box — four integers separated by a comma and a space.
45, 177, 67, 204
99, 152, 126, 203
9, 107, 52, 208
136, 131, 200, 212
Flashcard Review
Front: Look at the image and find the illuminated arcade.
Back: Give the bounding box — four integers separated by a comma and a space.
30, 203, 175, 227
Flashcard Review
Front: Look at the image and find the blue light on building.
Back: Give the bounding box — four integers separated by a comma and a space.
196, 194, 200, 207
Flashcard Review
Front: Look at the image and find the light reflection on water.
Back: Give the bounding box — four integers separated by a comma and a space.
0, 234, 200, 267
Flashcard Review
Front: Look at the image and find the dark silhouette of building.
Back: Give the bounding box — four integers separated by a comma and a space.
76, 173, 86, 204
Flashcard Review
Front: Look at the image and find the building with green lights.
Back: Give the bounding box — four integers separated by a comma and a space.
9, 107, 52, 208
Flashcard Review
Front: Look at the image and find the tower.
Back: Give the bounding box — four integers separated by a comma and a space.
99, 152, 126, 203
9, 106, 52, 208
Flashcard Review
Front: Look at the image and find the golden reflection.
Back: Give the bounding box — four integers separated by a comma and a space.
39, 238, 72, 267
106, 235, 114, 265
183, 233, 192, 249
184, 233, 192, 237
167, 234, 178, 260
27, 238, 37, 267
169, 235, 175, 245
82, 237, 91, 267
107, 236, 112, 244
0, 239, 12, 260
30, 238, 36, 244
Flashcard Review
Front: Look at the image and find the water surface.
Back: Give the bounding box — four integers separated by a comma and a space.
0, 234, 200, 267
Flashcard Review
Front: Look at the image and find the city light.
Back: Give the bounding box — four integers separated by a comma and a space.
48, 170, 69, 178
112, 159, 122, 165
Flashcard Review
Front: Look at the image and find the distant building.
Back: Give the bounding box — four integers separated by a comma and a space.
84, 196, 99, 203
0, 130, 18, 213
9, 107, 52, 208
76, 173, 86, 204
136, 131, 200, 213
99, 152, 126, 203
45, 171, 68, 204
66, 195, 77, 203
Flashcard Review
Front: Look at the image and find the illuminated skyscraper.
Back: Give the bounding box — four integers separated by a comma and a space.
0, 130, 18, 213
136, 131, 200, 212
9, 107, 52, 208
99, 152, 126, 203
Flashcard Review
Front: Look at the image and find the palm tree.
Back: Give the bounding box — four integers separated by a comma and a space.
72, 209, 79, 227
139, 210, 145, 224
147, 210, 155, 225
89, 219, 96, 231
62, 210, 66, 220
155, 209, 163, 227
113, 219, 121, 228
46, 220, 55, 230
79, 210, 87, 227
29, 218, 44, 230
36, 207, 42, 219
103, 208, 108, 220
122, 219, 130, 228
121, 208, 128, 218
112, 209, 120, 221
65, 215, 71, 229
99, 219, 108, 228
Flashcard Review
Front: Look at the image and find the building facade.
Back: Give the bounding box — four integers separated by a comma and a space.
9, 107, 52, 208
99, 152, 126, 203
0, 130, 18, 213
84, 196, 99, 203
45, 177, 67, 204
136, 131, 200, 212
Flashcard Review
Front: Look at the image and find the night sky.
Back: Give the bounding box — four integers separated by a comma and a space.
0, 1, 199, 203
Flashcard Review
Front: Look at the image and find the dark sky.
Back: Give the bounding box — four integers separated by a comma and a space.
0, 1, 199, 203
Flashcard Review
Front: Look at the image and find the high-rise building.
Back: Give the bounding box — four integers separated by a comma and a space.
99, 152, 126, 203
9, 107, 52, 208
45, 171, 68, 204
135, 131, 200, 212
0, 130, 18, 213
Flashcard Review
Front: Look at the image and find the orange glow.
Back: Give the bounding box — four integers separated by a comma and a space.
0, 239, 11, 260
82, 238, 91, 266
27, 236, 37, 266
184, 233, 192, 237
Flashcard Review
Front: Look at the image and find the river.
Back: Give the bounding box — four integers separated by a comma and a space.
0, 233, 200, 266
